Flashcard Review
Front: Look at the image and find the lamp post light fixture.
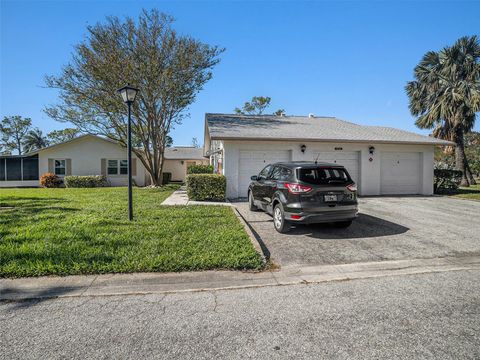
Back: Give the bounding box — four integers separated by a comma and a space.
117, 84, 139, 221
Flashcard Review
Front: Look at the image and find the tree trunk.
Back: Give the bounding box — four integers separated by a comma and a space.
17, 138, 22, 155
465, 162, 477, 185
148, 160, 162, 186
454, 125, 470, 187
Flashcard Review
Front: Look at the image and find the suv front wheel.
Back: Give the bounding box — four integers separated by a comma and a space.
248, 191, 258, 211
273, 203, 291, 233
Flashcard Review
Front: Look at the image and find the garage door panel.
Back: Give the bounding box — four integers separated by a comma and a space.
381, 152, 420, 195
238, 150, 291, 197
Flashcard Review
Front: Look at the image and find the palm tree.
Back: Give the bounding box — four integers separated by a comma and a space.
406, 35, 480, 186
23, 128, 49, 153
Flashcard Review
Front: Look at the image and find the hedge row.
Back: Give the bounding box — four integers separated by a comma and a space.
187, 164, 214, 174
64, 175, 108, 188
186, 174, 226, 201
434, 169, 463, 193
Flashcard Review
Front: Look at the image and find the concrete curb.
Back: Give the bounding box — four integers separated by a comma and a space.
1, 256, 479, 301
231, 205, 270, 265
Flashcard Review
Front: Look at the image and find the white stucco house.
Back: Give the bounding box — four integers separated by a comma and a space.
0, 134, 207, 187
203, 113, 452, 198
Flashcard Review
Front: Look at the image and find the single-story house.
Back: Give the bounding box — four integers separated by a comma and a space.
0, 134, 207, 187
203, 113, 452, 198
163, 147, 209, 182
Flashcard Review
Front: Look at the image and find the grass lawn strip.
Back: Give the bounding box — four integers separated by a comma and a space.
450, 184, 480, 201
0, 186, 263, 277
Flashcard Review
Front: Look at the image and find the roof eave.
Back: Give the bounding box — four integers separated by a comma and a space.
210, 136, 453, 146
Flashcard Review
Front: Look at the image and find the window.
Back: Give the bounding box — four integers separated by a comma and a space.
55, 159, 66, 176
6, 158, 22, 180
0, 158, 5, 181
258, 165, 271, 179
23, 157, 39, 180
119, 160, 128, 175
298, 167, 351, 185
0, 155, 39, 181
269, 166, 292, 181
108, 160, 118, 175
279, 167, 292, 181
107, 159, 128, 175
269, 166, 282, 180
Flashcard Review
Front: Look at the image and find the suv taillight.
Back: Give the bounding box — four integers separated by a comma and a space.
285, 183, 312, 194
346, 183, 357, 192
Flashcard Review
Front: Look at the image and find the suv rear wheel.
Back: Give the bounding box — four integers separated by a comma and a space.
273, 203, 291, 233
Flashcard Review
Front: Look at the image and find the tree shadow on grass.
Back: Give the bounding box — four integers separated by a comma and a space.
0, 197, 78, 227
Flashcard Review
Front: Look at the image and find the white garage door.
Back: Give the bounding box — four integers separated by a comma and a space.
313, 151, 360, 185
238, 150, 291, 197
381, 152, 421, 195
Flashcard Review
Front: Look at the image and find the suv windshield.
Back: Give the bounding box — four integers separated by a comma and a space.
297, 167, 352, 185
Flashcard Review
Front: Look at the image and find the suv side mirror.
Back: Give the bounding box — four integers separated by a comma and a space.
250, 175, 258, 181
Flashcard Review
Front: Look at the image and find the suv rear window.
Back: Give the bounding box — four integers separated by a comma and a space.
297, 167, 352, 185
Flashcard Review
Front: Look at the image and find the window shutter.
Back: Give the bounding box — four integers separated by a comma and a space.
101, 159, 106, 176
66, 159, 72, 175
48, 159, 54, 173
131, 158, 137, 176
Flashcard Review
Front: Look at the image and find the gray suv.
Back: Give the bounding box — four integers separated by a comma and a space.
248, 162, 358, 233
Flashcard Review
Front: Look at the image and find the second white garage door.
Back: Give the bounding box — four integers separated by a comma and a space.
238, 150, 291, 197
381, 152, 421, 195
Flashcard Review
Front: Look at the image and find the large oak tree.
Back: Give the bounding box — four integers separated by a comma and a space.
45, 9, 224, 185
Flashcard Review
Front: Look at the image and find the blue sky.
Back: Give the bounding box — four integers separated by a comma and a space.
1, 1, 479, 146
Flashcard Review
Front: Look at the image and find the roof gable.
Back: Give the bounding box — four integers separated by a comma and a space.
27, 134, 120, 155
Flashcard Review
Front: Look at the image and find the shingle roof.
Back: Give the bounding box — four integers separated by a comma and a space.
164, 147, 206, 160
205, 114, 452, 145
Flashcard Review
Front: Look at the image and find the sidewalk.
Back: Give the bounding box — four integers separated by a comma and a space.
2, 255, 478, 301
161, 186, 233, 206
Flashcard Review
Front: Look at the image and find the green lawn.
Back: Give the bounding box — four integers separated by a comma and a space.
450, 184, 480, 201
0, 186, 263, 278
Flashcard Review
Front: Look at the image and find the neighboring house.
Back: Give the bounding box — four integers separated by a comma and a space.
204, 113, 452, 198
163, 147, 209, 182
0, 134, 206, 187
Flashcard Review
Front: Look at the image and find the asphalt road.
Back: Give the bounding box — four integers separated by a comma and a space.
2, 270, 479, 359
236, 196, 480, 267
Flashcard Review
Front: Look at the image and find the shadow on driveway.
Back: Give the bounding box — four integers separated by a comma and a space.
288, 213, 409, 239
1, 285, 82, 310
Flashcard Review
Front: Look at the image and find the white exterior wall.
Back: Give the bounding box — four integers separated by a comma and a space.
38, 136, 147, 187
163, 159, 209, 182
220, 140, 435, 198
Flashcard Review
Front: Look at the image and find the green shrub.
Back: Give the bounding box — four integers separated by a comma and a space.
187, 164, 214, 174
187, 174, 226, 201
64, 175, 108, 188
162, 172, 172, 184
434, 169, 463, 193
40, 172, 62, 188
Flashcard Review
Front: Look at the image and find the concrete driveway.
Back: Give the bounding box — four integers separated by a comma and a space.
235, 196, 480, 268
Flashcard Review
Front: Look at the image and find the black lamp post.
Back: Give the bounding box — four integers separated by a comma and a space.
117, 84, 139, 221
